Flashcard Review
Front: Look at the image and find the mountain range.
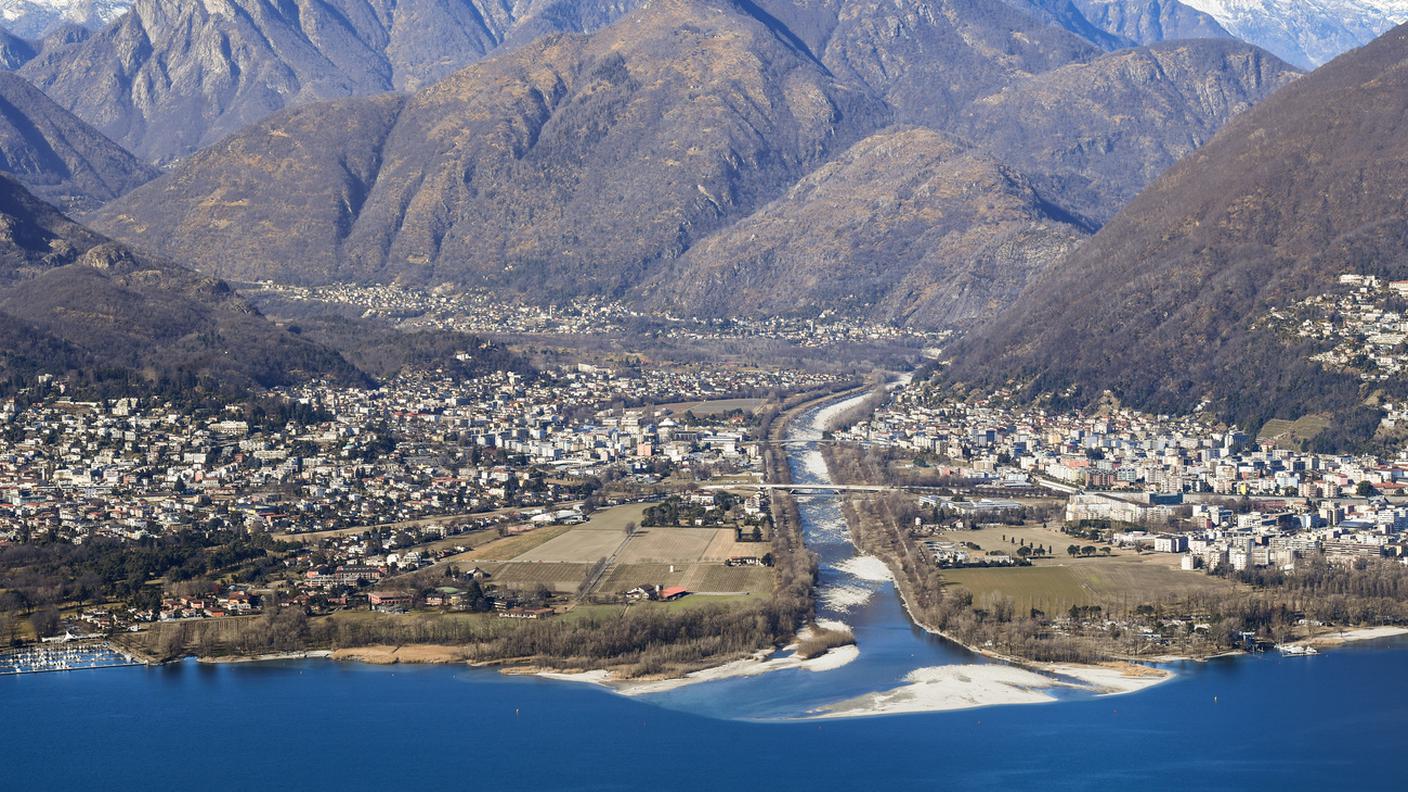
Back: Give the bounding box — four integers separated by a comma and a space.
87, 0, 1295, 329
948, 21, 1408, 444
14, 0, 647, 163
641, 36, 1293, 327
0, 0, 1396, 433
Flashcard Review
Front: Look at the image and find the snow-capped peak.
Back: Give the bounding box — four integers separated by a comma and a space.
0, 0, 131, 39
1180, 0, 1408, 68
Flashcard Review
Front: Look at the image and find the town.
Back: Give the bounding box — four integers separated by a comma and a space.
0, 358, 849, 640
243, 280, 947, 350
835, 377, 1408, 578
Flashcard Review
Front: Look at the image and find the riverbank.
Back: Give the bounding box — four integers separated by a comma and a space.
1289, 625, 1408, 649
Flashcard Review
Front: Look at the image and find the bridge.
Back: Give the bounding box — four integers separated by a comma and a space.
703, 482, 935, 494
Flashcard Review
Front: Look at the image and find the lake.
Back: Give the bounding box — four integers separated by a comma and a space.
4, 396, 1405, 790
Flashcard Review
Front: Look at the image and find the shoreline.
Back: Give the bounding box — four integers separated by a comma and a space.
1286, 625, 1408, 649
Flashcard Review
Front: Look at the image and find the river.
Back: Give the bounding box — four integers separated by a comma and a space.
4, 395, 1406, 789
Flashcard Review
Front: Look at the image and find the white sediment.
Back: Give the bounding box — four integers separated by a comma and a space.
835, 555, 895, 583
819, 583, 875, 611
542, 644, 863, 696
814, 664, 1060, 718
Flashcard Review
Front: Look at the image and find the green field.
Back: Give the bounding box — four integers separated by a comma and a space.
943, 556, 1235, 615
653, 398, 764, 417
598, 563, 689, 593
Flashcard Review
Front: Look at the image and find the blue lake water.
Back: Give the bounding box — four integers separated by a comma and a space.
5, 398, 1407, 789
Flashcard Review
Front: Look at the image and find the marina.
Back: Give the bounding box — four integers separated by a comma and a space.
0, 640, 140, 675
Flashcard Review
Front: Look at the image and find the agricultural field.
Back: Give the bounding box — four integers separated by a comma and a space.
943, 554, 1237, 615
516, 528, 627, 563
683, 565, 773, 594
599, 563, 690, 593
442, 503, 775, 597
445, 525, 572, 563
580, 503, 650, 532
616, 528, 719, 564
483, 562, 592, 593
653, 397, 763, 417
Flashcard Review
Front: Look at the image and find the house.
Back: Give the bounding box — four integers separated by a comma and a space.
369, 591, 413, 612
1153, 535, 1188, 553
659, 586, 689, 601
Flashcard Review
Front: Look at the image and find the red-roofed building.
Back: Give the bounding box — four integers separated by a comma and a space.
659, 586, 689, 601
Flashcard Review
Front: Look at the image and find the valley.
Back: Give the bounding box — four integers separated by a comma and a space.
2, 1, 1408, 785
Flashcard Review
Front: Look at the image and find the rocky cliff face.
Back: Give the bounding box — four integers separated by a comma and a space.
18, 0, 645, 162
1072, 0, 1231, 44
0, 24, 36, 67
954, 39, 1298, 223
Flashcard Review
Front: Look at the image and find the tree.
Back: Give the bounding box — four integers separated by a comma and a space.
1067, 544, 1079, 557
29, 607, 60, 639
1080, 545, 1096, 556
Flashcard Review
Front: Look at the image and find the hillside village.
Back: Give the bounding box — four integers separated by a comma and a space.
1262, 275, 1408, 419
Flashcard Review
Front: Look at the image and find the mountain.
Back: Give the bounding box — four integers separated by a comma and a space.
639, 41, 1288, 327
954, 39, 1297, 224
0, 23, 35, 67
89, 0, 889, 293
638, 127, 1092, 328
0, 173, 366, 395
0, 72, 157, 211
804, 0, 1103, 127
948, 23, 1408, 444
1071, 0, 1232, 44
1179, 0, 1408, 68
17, 0, 645, 163
0, 0, 126, 39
